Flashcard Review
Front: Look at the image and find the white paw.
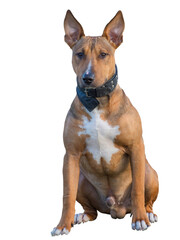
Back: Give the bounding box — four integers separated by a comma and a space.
51, 227, 69, 236
132, 220, 149, 231
74, 213, 90, 225
147, 212, 158, 223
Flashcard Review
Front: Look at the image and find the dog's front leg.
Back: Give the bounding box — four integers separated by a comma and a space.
130, 138, 150, 230
52, 152, 80, 235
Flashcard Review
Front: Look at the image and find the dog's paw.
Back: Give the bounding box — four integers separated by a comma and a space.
74, 213, 90, 225
131, 220, 149, 231
131, 208, 150, 231
51, 227, 69, 236
51, 218, 73, 236
147, 212, 158, 223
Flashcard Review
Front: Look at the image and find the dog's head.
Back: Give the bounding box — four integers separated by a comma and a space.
64, 10, 125, 88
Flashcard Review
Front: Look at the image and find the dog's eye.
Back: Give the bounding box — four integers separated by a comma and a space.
99, 52, 108, 59
76, 52, 84, 59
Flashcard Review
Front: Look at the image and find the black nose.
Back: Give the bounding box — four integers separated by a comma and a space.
82, 73, 94, 85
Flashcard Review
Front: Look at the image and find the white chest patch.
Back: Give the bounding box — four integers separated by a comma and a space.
78, 109, 120, 164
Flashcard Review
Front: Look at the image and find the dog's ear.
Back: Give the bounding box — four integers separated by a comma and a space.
102, 11, 125, 49
64, 10, 85, 48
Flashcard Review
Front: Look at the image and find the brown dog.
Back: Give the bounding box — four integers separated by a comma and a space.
51, 10, 159, 235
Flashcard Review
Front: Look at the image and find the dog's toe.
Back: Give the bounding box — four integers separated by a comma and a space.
51, 227, 61, 236
60, 228, 69, 235
135, 221, 141, 230
141, 220, 148, 230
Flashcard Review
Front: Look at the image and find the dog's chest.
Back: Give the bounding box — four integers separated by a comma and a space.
78, 109, 120, 164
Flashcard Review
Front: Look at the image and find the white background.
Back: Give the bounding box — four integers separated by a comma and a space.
0, 0, 180, 239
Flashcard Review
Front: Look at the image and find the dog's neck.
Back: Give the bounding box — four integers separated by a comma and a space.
96, 85, 124, 112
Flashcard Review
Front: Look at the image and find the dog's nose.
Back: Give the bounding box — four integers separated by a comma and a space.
82, 72, 94, 85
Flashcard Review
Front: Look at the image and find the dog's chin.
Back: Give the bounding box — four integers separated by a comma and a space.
83, 82, 92, 87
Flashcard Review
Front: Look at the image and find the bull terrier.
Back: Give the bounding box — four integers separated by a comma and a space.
51, 10, 159, 235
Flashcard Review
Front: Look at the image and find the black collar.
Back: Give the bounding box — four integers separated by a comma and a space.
76, 65, 118, 112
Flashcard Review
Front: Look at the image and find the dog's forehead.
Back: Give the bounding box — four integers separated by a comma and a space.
73, 36, 114, 53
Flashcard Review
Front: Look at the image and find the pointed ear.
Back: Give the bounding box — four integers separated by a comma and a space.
102, 11, 125, 49
64, 10, 85, 48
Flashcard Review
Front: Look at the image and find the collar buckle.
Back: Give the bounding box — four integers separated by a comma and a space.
84, 88, 90, 97
84, 87, 96, 97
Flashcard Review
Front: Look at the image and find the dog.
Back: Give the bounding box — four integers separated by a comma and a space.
51, 10, 159, 235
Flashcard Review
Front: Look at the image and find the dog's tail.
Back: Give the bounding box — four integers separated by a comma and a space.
105, 196, 116, 208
